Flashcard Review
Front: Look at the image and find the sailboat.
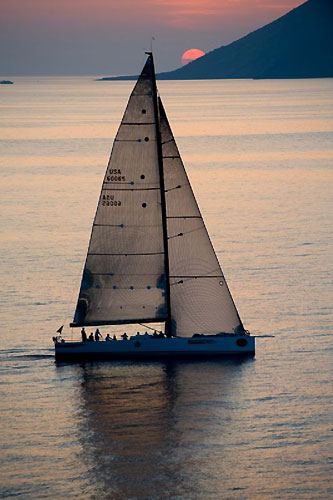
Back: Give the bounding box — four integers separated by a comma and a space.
53, 53, 255, 359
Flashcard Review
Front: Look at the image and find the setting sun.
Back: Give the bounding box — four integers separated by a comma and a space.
181, 48, 205, 65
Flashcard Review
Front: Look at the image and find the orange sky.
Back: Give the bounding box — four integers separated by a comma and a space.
0, 0, 305, 75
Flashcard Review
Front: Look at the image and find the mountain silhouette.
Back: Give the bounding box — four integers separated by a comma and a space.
101, 0, 333, 81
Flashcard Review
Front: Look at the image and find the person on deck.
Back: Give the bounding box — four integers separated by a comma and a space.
81, 328, 87, 342
88, 333, 94, 342
105, 334, 112, 341
113, 335, 117, 341
121, 333, 128, 340
95, 329, 102, 341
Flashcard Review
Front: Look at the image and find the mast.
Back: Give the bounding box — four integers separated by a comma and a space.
147, 52, 172, 334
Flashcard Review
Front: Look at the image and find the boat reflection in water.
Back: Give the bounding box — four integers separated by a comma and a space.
69, 357, 253, 499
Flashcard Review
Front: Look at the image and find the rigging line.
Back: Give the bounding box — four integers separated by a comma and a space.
88, 252, 164, 256
165, 185, 181, 193
93, 223, 163, 228
170, 277, 200, 286
70, 317, 167, 328
93, 224, 125, 227
91, 285, 157, 290
170, 276, 224, 286
115, 138, 156, 142
169, 226, 204, 237
170, 280, 183, 286
102, 187, 160, 191
138, 323, 162, 332
170, 275, 223, 278
168, 224, 212, 237
172, 267, 221, 277
122, 122, 156, 125
86, 272, 160, 276
168, 232, 183, 239
103, 181, 140, 185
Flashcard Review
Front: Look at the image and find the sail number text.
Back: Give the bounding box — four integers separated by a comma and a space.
107, 168, 126, 182
102, 194, 121, 207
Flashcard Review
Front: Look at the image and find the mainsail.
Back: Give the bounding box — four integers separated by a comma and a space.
159, 98, 244, 336
72, 56, 168, 327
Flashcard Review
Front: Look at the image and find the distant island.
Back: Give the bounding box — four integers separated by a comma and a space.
98, 0, 333, 81
0, 80, 14, 85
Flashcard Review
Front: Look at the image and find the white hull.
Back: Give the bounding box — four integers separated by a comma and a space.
54, 335, 255, 360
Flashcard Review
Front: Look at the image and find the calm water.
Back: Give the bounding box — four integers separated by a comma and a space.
0, 77, 332, 499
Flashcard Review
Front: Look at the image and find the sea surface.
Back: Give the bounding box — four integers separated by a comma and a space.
0, 77, 332, 499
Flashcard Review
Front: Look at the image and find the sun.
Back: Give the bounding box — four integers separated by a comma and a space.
181, 48, 205, 66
